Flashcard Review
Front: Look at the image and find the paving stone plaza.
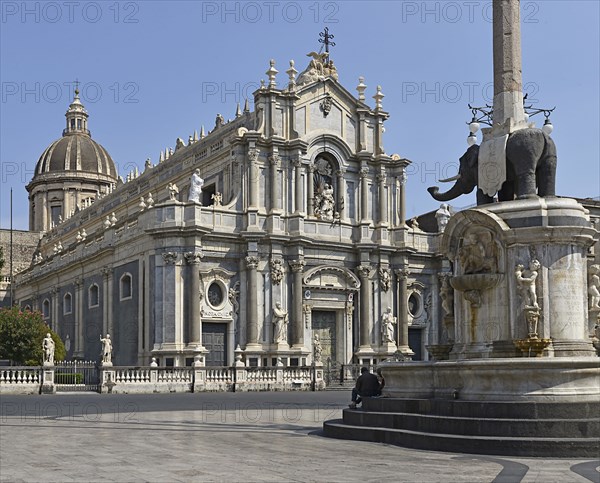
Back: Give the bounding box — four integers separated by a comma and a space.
0, 392, 598, 482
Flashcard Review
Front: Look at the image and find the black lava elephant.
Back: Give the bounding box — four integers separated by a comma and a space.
428, 128, 557, 205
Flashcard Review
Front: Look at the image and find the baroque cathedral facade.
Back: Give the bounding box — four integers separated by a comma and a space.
10, 51, 477, 367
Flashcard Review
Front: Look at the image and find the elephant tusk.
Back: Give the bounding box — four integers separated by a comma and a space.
438, 174, 461, 183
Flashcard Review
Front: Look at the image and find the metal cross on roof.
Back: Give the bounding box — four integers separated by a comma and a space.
73, 78, 80, 95
318, 27, 335, 54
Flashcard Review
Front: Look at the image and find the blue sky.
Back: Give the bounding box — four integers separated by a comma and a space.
1, 0, 599, 230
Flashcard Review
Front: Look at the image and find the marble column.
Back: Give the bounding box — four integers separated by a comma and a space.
356, 265, 372, 348
269, 153, 281, 212
63, 187, 70, 219
245, 255, 260, 346
101, 267, 113, 336
293, 158, 303, 214
360, 167, 369, 222
395, 268, 413, 357
74, 279, 83, 357
399, 169, 407, 226
50, 286, 59, 333
248, 149, 259, 208
377, 169, 387, 225
41, 191, 48, 231
307, 163, 315, 217
185, 251, 204, 347
290, 259, 305, 347
336, 169, 345, 219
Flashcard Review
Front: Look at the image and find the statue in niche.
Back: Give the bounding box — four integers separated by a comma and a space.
458, 231, 497, 275
100, 334, 113, 363
588, 264, 600, 310
273, 302, 289, 343
42, 333, 55, 365
313, 158, 335, 221
381, 307, 397, 343
515, 259, 541, 309
188, 169, 204, 203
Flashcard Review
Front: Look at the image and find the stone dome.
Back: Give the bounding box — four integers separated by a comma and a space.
34, 132, 117, 178
31, 89, 117, 180
26, 88, 119, 232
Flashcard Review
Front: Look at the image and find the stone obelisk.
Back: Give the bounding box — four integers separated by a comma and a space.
491, 0, 527, 132
479, 0, 528, 198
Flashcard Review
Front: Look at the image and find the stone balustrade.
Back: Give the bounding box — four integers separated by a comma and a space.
0, 367, 42, 394
0, 364, 322, 394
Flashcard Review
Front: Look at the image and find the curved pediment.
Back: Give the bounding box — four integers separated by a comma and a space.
303, 265, 360, 290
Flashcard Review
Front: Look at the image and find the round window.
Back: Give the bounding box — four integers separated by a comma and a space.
207, 282, 224, 308
408, 292, 421, 317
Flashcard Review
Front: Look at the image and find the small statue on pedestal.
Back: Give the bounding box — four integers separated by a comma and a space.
43, 333, 55, 365
100, 334, 113, 364
381, 307, 397, 344
273, 303, 289, 344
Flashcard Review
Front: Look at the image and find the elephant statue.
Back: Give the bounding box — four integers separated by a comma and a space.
428, 128, 557, 205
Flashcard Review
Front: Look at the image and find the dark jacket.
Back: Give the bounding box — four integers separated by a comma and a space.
355, 371, 380, 397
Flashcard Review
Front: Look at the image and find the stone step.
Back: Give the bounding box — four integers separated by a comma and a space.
323, 419, 600, 458
364, 397, 600, 420
342, 408, 599, 438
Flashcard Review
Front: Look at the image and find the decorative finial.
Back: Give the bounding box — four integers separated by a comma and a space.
235, 102, 242, 118
286, 60, 298, 90
243, 98, 250, 113
73, 78, 80, 96
200, 125, 205, 138
373, 85, 384, 110
357, 77, 367, 102
266, 59, 278, 88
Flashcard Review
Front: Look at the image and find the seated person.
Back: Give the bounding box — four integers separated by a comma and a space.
349, 367, 381, 409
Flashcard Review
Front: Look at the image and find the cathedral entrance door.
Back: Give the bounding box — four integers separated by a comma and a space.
202, 323, 227, 366
312, 310, 338, 383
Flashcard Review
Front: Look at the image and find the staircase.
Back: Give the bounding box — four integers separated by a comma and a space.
323, 397, 600, 457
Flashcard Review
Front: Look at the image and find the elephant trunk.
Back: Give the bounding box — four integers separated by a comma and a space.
427, 179, 469, 202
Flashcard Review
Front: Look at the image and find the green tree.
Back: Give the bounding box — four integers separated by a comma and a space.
0, 307, 65, 365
